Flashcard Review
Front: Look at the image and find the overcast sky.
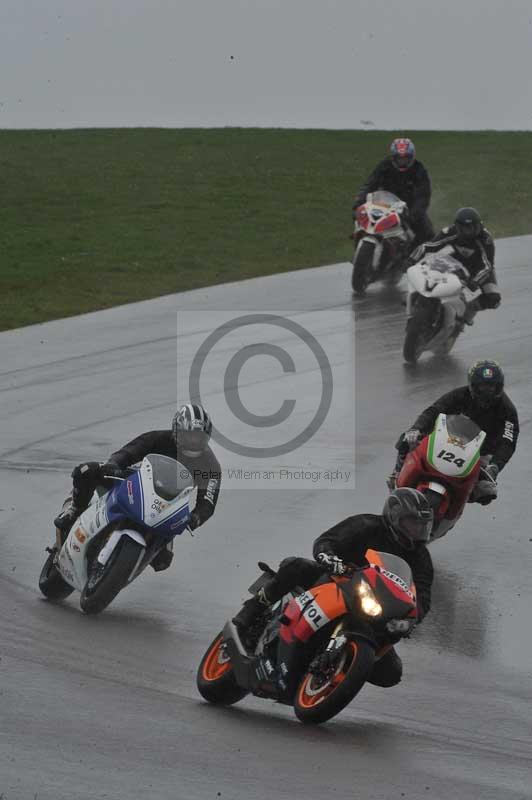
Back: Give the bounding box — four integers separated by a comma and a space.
1, 0, 531, 129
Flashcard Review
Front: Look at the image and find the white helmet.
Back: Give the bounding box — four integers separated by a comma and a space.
172, 403, 212, 456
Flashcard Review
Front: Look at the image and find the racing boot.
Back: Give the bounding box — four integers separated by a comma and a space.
232, 579, 283, 638
386, 473, 397, 492
232, 587, 271, 632
462, 304, 477, 326
53, 499, 83, 545
462, 298, 481, 327
151, 541, 174, 572
386, 450, 406, 492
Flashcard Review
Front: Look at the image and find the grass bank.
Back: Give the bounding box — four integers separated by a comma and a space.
1, 129, 530, 330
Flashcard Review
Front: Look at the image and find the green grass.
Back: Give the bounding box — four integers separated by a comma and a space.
1, 128, 530, 330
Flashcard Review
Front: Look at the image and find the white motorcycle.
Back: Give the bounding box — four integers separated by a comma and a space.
351, 190, 414, 294
402, 251, 481, 364
39, 454, 197, 615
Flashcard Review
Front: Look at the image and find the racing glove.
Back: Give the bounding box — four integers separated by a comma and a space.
404, 428, 422, 449
316, 552, 347, 576
473, 463, 499, 505
71, 461, 103, 482
99, 462, 128, 480
483, 463, 499, 482
386, 618, 415, 637
481, 292, 501, 310
188, 510, 201, 531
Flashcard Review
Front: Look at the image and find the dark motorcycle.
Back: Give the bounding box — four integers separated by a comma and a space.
197, 552, 417, 725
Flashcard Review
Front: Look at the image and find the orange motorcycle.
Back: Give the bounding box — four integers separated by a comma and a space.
197, 550, 417, 725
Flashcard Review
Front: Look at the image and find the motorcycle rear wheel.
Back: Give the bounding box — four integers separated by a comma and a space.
294, 638, 374, 725
80, 538, 144, 615
351, 240, 376, 295
197, 633, 249, 705
39, 550, 75, 601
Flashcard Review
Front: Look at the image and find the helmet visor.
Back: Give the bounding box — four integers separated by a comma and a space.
472, 382, 501, 405
399, 513, 433, 543
177, 429, 210, 454
393, 154, 413, 171
456, 221, 480, 239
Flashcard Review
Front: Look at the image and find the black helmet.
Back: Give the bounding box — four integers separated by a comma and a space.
382, 488, 433, 550
467, 359, 504, 409
172, 403, 212, 456
454, 207, 482, 241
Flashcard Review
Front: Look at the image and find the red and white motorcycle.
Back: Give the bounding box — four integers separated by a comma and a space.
351, 190, 414, 294
395, 413, 496, 541
403, 250, 481, 364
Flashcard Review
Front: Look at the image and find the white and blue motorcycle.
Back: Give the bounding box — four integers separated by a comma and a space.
39, 454, 197, 615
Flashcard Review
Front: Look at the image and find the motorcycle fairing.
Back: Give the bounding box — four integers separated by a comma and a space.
426, 414, 485, 478
355, 192, 410, 242
109, 457, 197, 537
365, 550, 417, 609
406, 262, 464, 300
58, 494, 113, 590
397, 420, 483, 536
279, 585, 342, 645
229, 584, 349, 703
375, 212, 400, 233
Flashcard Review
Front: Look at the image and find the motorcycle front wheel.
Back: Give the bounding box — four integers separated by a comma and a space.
39, 550, 75, 601
80, 537, 144, 615
294, 637, 374, 725
351, 240, 376, 295
403, 316, 426, 364
403, 297, 441, 364
197, 633, 249, 705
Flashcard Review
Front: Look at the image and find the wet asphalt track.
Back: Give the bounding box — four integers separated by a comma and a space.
1, 237, 531, 800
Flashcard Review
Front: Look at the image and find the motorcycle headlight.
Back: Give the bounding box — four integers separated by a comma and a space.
357, 579, 382, 618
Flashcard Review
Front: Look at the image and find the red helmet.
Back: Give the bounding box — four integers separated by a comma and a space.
390, 138, 416, 172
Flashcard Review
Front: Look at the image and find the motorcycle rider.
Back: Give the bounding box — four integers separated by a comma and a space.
353, 138, 434, 247
389, 360, 518, 500
53, 403, 221, 571
233, 487, 434, 688
408, 207, 500, 326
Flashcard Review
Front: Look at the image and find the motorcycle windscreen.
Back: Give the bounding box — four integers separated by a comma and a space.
366, 550, 414, 592
370, 190, 400, 208
146, 454, 194, 501
364, 550, 416, 613
445, 414, 483, 445
427, 414, 486, 477
423, 252, 465, 274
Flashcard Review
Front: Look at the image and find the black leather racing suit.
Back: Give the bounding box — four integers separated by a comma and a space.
263, 514, 433, 687
353, 157, 434, 246
408, 224, 500, 312
72, 430, 221, 528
